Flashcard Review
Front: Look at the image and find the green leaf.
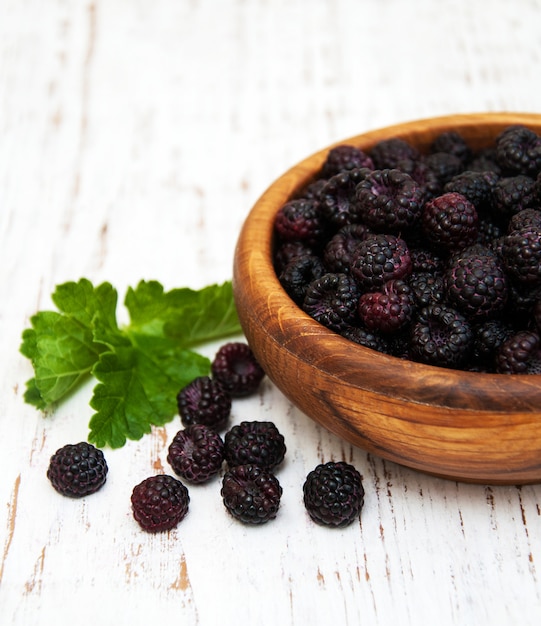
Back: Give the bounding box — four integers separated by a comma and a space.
21, 310, 105, 407
163, 281, 242, 347
88, 335, 210, 448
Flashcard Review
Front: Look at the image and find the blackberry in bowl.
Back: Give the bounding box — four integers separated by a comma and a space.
233, 113, 541, 485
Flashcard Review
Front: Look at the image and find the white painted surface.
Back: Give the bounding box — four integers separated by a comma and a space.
1, 1, 540, 625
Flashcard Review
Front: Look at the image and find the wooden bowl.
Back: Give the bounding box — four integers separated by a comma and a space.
233, 112, 541, 485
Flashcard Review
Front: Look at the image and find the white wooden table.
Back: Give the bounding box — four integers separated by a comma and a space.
1, 1, 541, 624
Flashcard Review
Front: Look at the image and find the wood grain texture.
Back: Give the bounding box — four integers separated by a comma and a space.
233, 113, 541, 484
1, 1, 541, 625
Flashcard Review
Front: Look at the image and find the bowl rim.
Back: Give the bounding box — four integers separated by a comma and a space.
234, 112, 541, 414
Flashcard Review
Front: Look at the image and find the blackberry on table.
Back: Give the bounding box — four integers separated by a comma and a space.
47, 442, 108, 498
177, 375, 232, 431
350, 233, 412, 290
211, 342, 265, 397
303, 461, 365, 528
221, 464, 282, 525
410, 304, 473, 368
422, 192, 479, 253
131, 475, 190, 533
224, 420, 286, 471
496, 330, 541, 374
354, 168, 425, 233
358, 279, 414, 334
302, 272, 360, 331
320, 144, 374, 178
279, 253, 326, 304
167, 424, 225, 484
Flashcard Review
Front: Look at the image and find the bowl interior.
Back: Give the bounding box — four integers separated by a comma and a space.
233, 112, 541, 484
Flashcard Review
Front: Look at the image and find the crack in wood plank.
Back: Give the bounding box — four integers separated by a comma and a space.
0, 474, 21, 585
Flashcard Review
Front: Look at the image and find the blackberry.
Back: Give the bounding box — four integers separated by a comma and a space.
47, 442, 108, 498
476, 217, 503, 246
177, 375, 231, 430
370, 137, 419, 169
422, 152, 464, 187
131, 475, 190, 533
211, 342, 265, 397
508, 208, 541, 233
350, 233, 412, 290
408, 271, 445, 308
471, 319, 514, 369
354, 168, 425, 233
495, 125, 541, 177
430, 130, 473, 165
395, 157, 441, 200
409, 247, 444, 274
274, 198, 325, 246
422, 192, 479, 253
221, 464, 282, 524
444, 252, 508, 320
410, 304, 473, 368
500, 226, 541, 287
318, 168, 369, 228
468, 147, 502, 175
167, 424, 225, 484
273, 240, 314, 274
444, 170, 499, 211
303, 461, 364, 528
279, 253, 326, 304
340, 324, 390, 353
302, 272, 360, 331
320, 144, 374, 178
295, 178, 328, 201
490, 175, 537, 219
358, 279, 414, 334
224, 420, 286, 470
322, 223, 372, 274
496, 330, 541, 374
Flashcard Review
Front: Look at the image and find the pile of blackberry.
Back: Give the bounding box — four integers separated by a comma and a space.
47, 341, 366, 530
274, 125, 541, 373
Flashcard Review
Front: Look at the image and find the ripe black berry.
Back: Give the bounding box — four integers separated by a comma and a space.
211, 342, 265, 397
302, 272, 360, 331
167, 424, 225, 484
354, 168, 425, 233
358, 279, 414, 334
224, 420, 286, 470
279, 253, 326, 305
410, 304, 473, 368
131, 475, 190, 533
274, 198, 325, 246
303, 461, 364, 528
320, 144, 374, 178
177, 375, 231, 430
350, 233, 412, 290
221, 464, 282, 524
496, 330, 541, 374
422, 192, 479, 252
495, 125, 541, 177
47, 442, 108, 498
